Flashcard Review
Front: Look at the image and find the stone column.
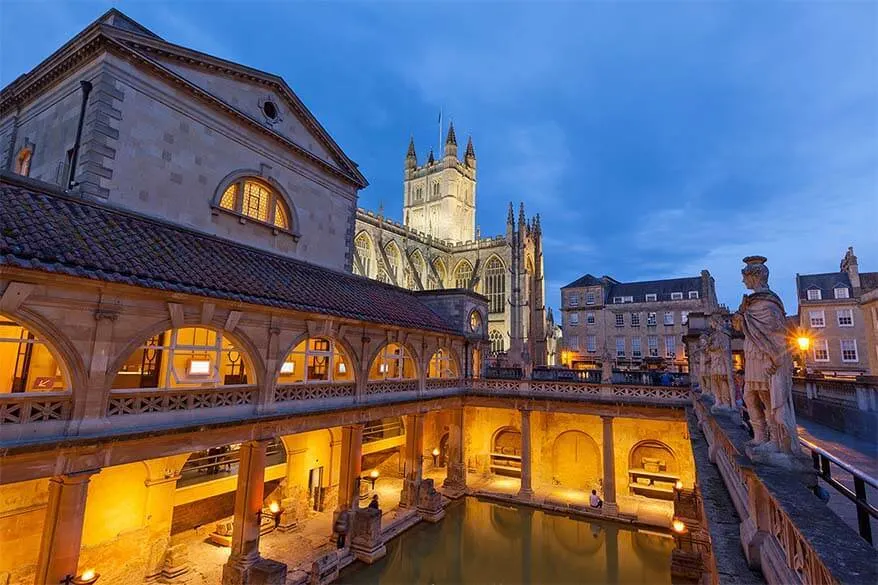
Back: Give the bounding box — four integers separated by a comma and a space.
400, 413, 425, 508
222, 440, 269, 585
35, 470, 99, 585
601, 415, 618, 515
443, 408, 467, 494
518, 408, 534, 499
336, 424, 364, 512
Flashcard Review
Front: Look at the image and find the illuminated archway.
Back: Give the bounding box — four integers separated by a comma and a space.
491, 426, 521, 478
0, 313, 68, 393
427, 348, 460, 379
277, 337, 354, 384
369, 343, 416, 381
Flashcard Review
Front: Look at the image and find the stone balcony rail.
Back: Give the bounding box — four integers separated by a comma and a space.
106, 385, 258, 416
792, 376, 878, 442
792, 376, 878, 411
0, 392, 72, 424
693, 396, 878, 585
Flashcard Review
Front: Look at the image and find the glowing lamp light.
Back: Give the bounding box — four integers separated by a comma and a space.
432, 448, 441, 457
672, 519, 688, 534
337, 362, 347, 374
796, 336, 811, 352
369, 469, 380, 479
280, 361, 295, 375
378, 363, 388, 374
67, 569, 100, 585
187, 359, 211, 376
268, 501, 280, 514
674, 480, 684, 491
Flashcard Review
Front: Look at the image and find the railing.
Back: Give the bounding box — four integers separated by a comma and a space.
424, 378, 463, 391
106, 385, 257, 416
364, 380, 419, 396
793, 376, 878, 411
800, 437, 878, 544
471, 378, 691, 404
0, 392, 72, 424
274, 382, 356, 403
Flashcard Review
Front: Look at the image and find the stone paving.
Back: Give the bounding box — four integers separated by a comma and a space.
797, 418, 877, 547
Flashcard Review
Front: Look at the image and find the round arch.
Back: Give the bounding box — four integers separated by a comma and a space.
212, 169, 301, 237
491, 425, 521, 478
551, 430, 601, 490
0, 309, 83, 394
275, 333, 358, 384
628, 440, 678, 474
366, 340, 420, 381
425, 346, 462, 379
106, 320, 264, 391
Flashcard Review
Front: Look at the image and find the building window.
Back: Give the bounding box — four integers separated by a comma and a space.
615, 314, 624, 327
454, 261, 473, 289
15, 146, 33, 177
433, 182, 440, 196
630, 313, 640, 327
586, 293, 595, 305
632, 338, 642, 358
279, 337, 353, 384
369, 343, 415, 380
840, 339, 858, 362
384, 242, 401, 281
645, 293, 657, 302
688, 291, 699, 299
569, 293, 580, 307
569, 335, 580, 350
570, 312, 580, 325
623, 296, 633, 303
834, 287, 849, 300
664, 311, 674, 326
485, 257, 506, 313
432, 258, 447, 289
837, 309, 854, 327
354, 232, 373, 278
813, 339, 829, 362
490, 330, 504, 353
648, 336, 659, 357
113, 327, 247, 390
647, 312, 657, 327
613, 297, 623, 304
615, 338, 625, 357
806, 289, 822, 301
469, 310, 483, 334
681, 311, 689, 325
665, 336, 676, 358
586, 312, 595, 325
586, 335, 597, 353
809, 311, 825, 328
219, 178, 291, 229
671, 292, 683, 300
0, 316, 67, 393
428, 349, 459, 379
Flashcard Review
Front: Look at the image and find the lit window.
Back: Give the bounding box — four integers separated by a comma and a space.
840, 339, 858, 362
681, 311, 689, 325
279, 337, 352, 384
664, 312, 674, 326
354, 232, 374, 278
489, 330, 504, 353
809, 311, 825, 328
485, 257, 506, 313
428, 349, 459, 379
586, 293, 595, 305
615, 338, 625, 357
586, 312, 595, 325
0, 315, 67, 393
615, 314, 624, 327
632, 338, 642, 358
834, 287, 849, 300
454, 261, 473, 289
671, 292, 683, 301
15, 147, 33, 177
813, 339, 829, 362
648, 336, 659, 357
112, 327, 247, 389
613, 297, 623, 304
586, 335, 596, 353
688, 291, 699, 299
806, 289, 822, 301
630, 313, 640, 327
623, 296, 633, 303
665, 336, 676, 358
570, 312, 579, 325
470, 310, 483, 333
370, 343, 415, 380
645, 293, 657, 302
837, 309, 854, 327
647, 312, 657, 327
218, 179, 292, 229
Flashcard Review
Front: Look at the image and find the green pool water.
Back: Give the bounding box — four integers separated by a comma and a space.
337, 497, 674, 585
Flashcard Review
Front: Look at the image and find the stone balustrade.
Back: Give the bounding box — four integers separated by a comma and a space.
791, 376, 878, 441
0, 392, 72, 424
693, 396, 878, 585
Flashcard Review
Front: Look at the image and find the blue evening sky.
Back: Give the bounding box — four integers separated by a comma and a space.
2, 1, 876, 316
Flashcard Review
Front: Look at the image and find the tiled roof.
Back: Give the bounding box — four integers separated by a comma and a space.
562, 274, 602, 289
607, 276, 702, 303
860, 272, 878, 293
796, 272, 852, 300
0, 179, 456, 334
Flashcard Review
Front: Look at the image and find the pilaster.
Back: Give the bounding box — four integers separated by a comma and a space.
601, 415, 618, 515
518, 408, 534, 499
399, 413, 425, 508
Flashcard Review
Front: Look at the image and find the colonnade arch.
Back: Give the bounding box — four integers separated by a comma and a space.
0, 310, 83, 395
276, 335, 357, 384
551, 430, 601, 490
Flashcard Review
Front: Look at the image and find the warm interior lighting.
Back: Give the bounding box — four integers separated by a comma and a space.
675, 480, 684, 491
432, 448, 440, 457
378, 362, 388, 374
72, 569, 99, 584
672, 519, 687, 534
280, 361, 295, 374
796, 336, 811, 351
268, 501, 280, 514
337, 362, 347, 374
369, 469, 379, 479
187, 359, 211, 376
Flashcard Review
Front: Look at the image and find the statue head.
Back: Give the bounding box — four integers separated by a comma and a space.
742, 256, 770, 291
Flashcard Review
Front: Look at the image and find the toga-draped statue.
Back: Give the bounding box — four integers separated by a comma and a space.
707, 314, 735, 409
731, 256, 800, 455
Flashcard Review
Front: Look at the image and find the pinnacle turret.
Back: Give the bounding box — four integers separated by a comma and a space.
519, 202, 526, 225
444, 122, 458, 158
427, 149, 435, 164
405, 136, 417, 169
464, 135, 476, 169
507, 202, 515, 225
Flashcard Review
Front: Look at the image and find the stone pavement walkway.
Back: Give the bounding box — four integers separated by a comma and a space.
797, 418, 877, 548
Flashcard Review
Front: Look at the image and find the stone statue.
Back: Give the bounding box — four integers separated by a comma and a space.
601, 348, 614, 384
707, 314, 735, 410
731, 256, 800, 455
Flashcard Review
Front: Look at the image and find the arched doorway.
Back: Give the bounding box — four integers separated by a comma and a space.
551, 431, 601, 490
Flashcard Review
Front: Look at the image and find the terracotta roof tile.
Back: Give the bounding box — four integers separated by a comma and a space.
0, 180, 456, 334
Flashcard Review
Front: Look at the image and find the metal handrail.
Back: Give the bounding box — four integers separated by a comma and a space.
799, 437, 877, 544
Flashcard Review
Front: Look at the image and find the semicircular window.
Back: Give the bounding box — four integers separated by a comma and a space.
219, 178, 291, 230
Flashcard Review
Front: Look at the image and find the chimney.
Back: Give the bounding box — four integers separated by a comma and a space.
841, 246, 861, 294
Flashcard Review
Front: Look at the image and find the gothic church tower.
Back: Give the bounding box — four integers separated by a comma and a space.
402, 124, 476, 243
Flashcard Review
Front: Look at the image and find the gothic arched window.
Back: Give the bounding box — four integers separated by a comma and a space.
15, 147, 32, 177
409, 251, 426, 290
454, 260, 473, 289
384, 241, 401, 282
432, 258, 447, 289
489, 330, 505, 354
484, 256, 506, 314
354, 232, 374, 278
219, 178, 291, 230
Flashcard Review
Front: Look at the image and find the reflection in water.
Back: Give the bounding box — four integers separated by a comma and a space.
338, 498, 674, 585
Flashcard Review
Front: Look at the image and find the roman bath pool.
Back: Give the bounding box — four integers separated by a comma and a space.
338, 497, 675, 584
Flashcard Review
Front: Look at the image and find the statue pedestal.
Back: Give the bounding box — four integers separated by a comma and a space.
350, 508, 386, 564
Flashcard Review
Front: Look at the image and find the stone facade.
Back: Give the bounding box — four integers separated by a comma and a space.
796, 247, 877, 377
559, 272, 718, 373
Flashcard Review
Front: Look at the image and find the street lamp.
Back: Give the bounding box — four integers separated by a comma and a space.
431, 447, 440, 466
795, 335, 811, 375
256, 501, 284, 529
361, 469, 379, 490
